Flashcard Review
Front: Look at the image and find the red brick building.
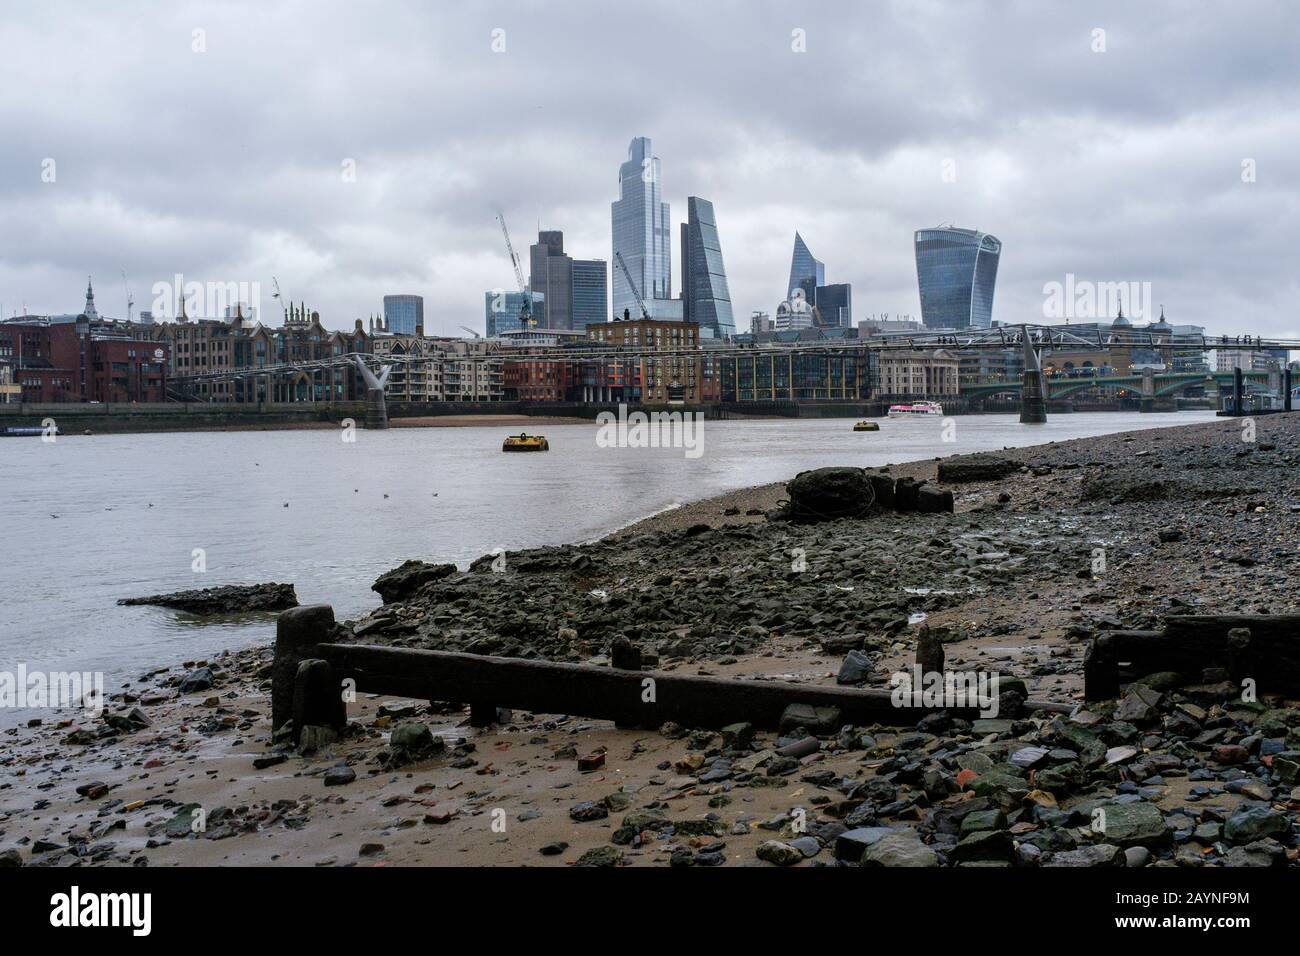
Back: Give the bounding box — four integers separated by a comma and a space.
0, 282, 169, 403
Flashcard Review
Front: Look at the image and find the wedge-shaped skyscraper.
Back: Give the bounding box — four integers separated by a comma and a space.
680, 197, 735, 338
787, 232, 825, 304
914, 226, 1001, 329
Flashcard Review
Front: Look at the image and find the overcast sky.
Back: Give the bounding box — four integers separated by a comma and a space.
3, 0, 1298, 337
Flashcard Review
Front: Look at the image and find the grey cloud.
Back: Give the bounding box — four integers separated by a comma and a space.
1, 0, 1298, 335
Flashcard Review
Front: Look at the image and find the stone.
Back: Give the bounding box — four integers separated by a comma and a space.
756, 840, 804, 866
388, 722, 445, 764
959, 809, 1007, 836
0, 849, 22, 867
936, 454, 1019, 483
119, 582, 299, 614
576, 846, 623, 867
371, 560, 457, 604
1115, 684, 1163, 724
779, 703, 842, 734
568, 801, 609, 823
323, 765, 356, 786
1043, 844, 1125, 867
781, 467, 875, 522
834, 826, 893, 860
1095, 802, 1170, 848
860, 830, 939, 867
719, 722, 755, 749
1124, 846, 1151, 868
1223, 807, 1288, 845
1223, 839, 1286, 867
836, 650, 873, 684
950, 828, 1014, 863
177, 667, 216, 694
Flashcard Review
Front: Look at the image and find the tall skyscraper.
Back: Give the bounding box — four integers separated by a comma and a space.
680, 196, 735, 338
914, 226, 1002, 329
612, 136, 671, 318
787, 232, 825, 303
529, 230, 573, 330
383, 294, 424, 335
572, 259, 609, 330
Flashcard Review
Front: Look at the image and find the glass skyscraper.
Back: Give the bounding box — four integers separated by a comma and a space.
787, 232, 825, 303
914, 226, 1002, 329
484, 290, 543, 337
612, 136, 671, 317
383, 294, 424, 335
680, 196, 735, 338
572, 259, 609, 330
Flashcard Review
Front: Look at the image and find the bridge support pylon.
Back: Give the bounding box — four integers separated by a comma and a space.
352, 356, 393, 430
1019, 333, 1047, 424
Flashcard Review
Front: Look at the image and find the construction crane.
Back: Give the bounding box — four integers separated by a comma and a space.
459, 325, 482, 339
121, 270, 134, 323
495, 212, 535, 328
271, 276, 285, 321
614, 251, 651, 320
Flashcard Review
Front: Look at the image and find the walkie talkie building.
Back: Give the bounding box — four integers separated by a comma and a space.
914, 226, 1001, 329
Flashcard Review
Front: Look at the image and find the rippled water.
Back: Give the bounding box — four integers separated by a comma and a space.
0, 410, 1214, 721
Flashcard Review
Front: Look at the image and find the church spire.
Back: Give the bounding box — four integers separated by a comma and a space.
83, 276, 98, 319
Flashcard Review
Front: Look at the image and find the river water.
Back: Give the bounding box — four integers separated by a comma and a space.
0, 410, 1214, 722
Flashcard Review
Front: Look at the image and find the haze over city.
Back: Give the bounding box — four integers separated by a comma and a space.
3, 0, 1299, 335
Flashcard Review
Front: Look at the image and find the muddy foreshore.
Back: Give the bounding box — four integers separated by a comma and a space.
3, 412, 1299, 868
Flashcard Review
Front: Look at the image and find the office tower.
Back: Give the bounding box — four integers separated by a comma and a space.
612, 136, 671, 318
914, 226, 1002, 329
679, 196, 736, 338
787, 232, 825, 303
529, 230, 573, 330
813, 283, 852, 328
572, 259, 609, 330
383, 294, 425, 335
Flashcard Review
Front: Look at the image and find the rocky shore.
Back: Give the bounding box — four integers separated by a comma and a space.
3, 412, 1298, 868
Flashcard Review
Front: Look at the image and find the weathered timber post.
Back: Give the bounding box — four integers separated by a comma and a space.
293, 657, 347, 733
610, 636, 643, 729
1227, 627, 1254, 688
1019, 331, 1047, 424
915, 624, 944, 675
1083, 634, 1120, 702
1285, 367, 1293, 412
1232, 366, 1244, 415
272, 604, 336, 733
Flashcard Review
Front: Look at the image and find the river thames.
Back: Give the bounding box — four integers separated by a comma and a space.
0, 410, 1215, 721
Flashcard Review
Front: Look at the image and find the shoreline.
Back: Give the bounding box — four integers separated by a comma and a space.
4, 412, 1299, 868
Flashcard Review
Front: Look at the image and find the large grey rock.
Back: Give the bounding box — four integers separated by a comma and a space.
1224, 807, 1289, 845
781, 467, 875, 522
119, 582, 298, 614
836, 650, 873, 684
1095, 802, 1171, 848
860, 830, 939, 867
1044, 844, 1125, 867
936, 454, 1019, 483
371, 560, 457, 604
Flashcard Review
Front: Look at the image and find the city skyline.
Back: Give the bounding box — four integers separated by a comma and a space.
3, 2, 1300, 338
